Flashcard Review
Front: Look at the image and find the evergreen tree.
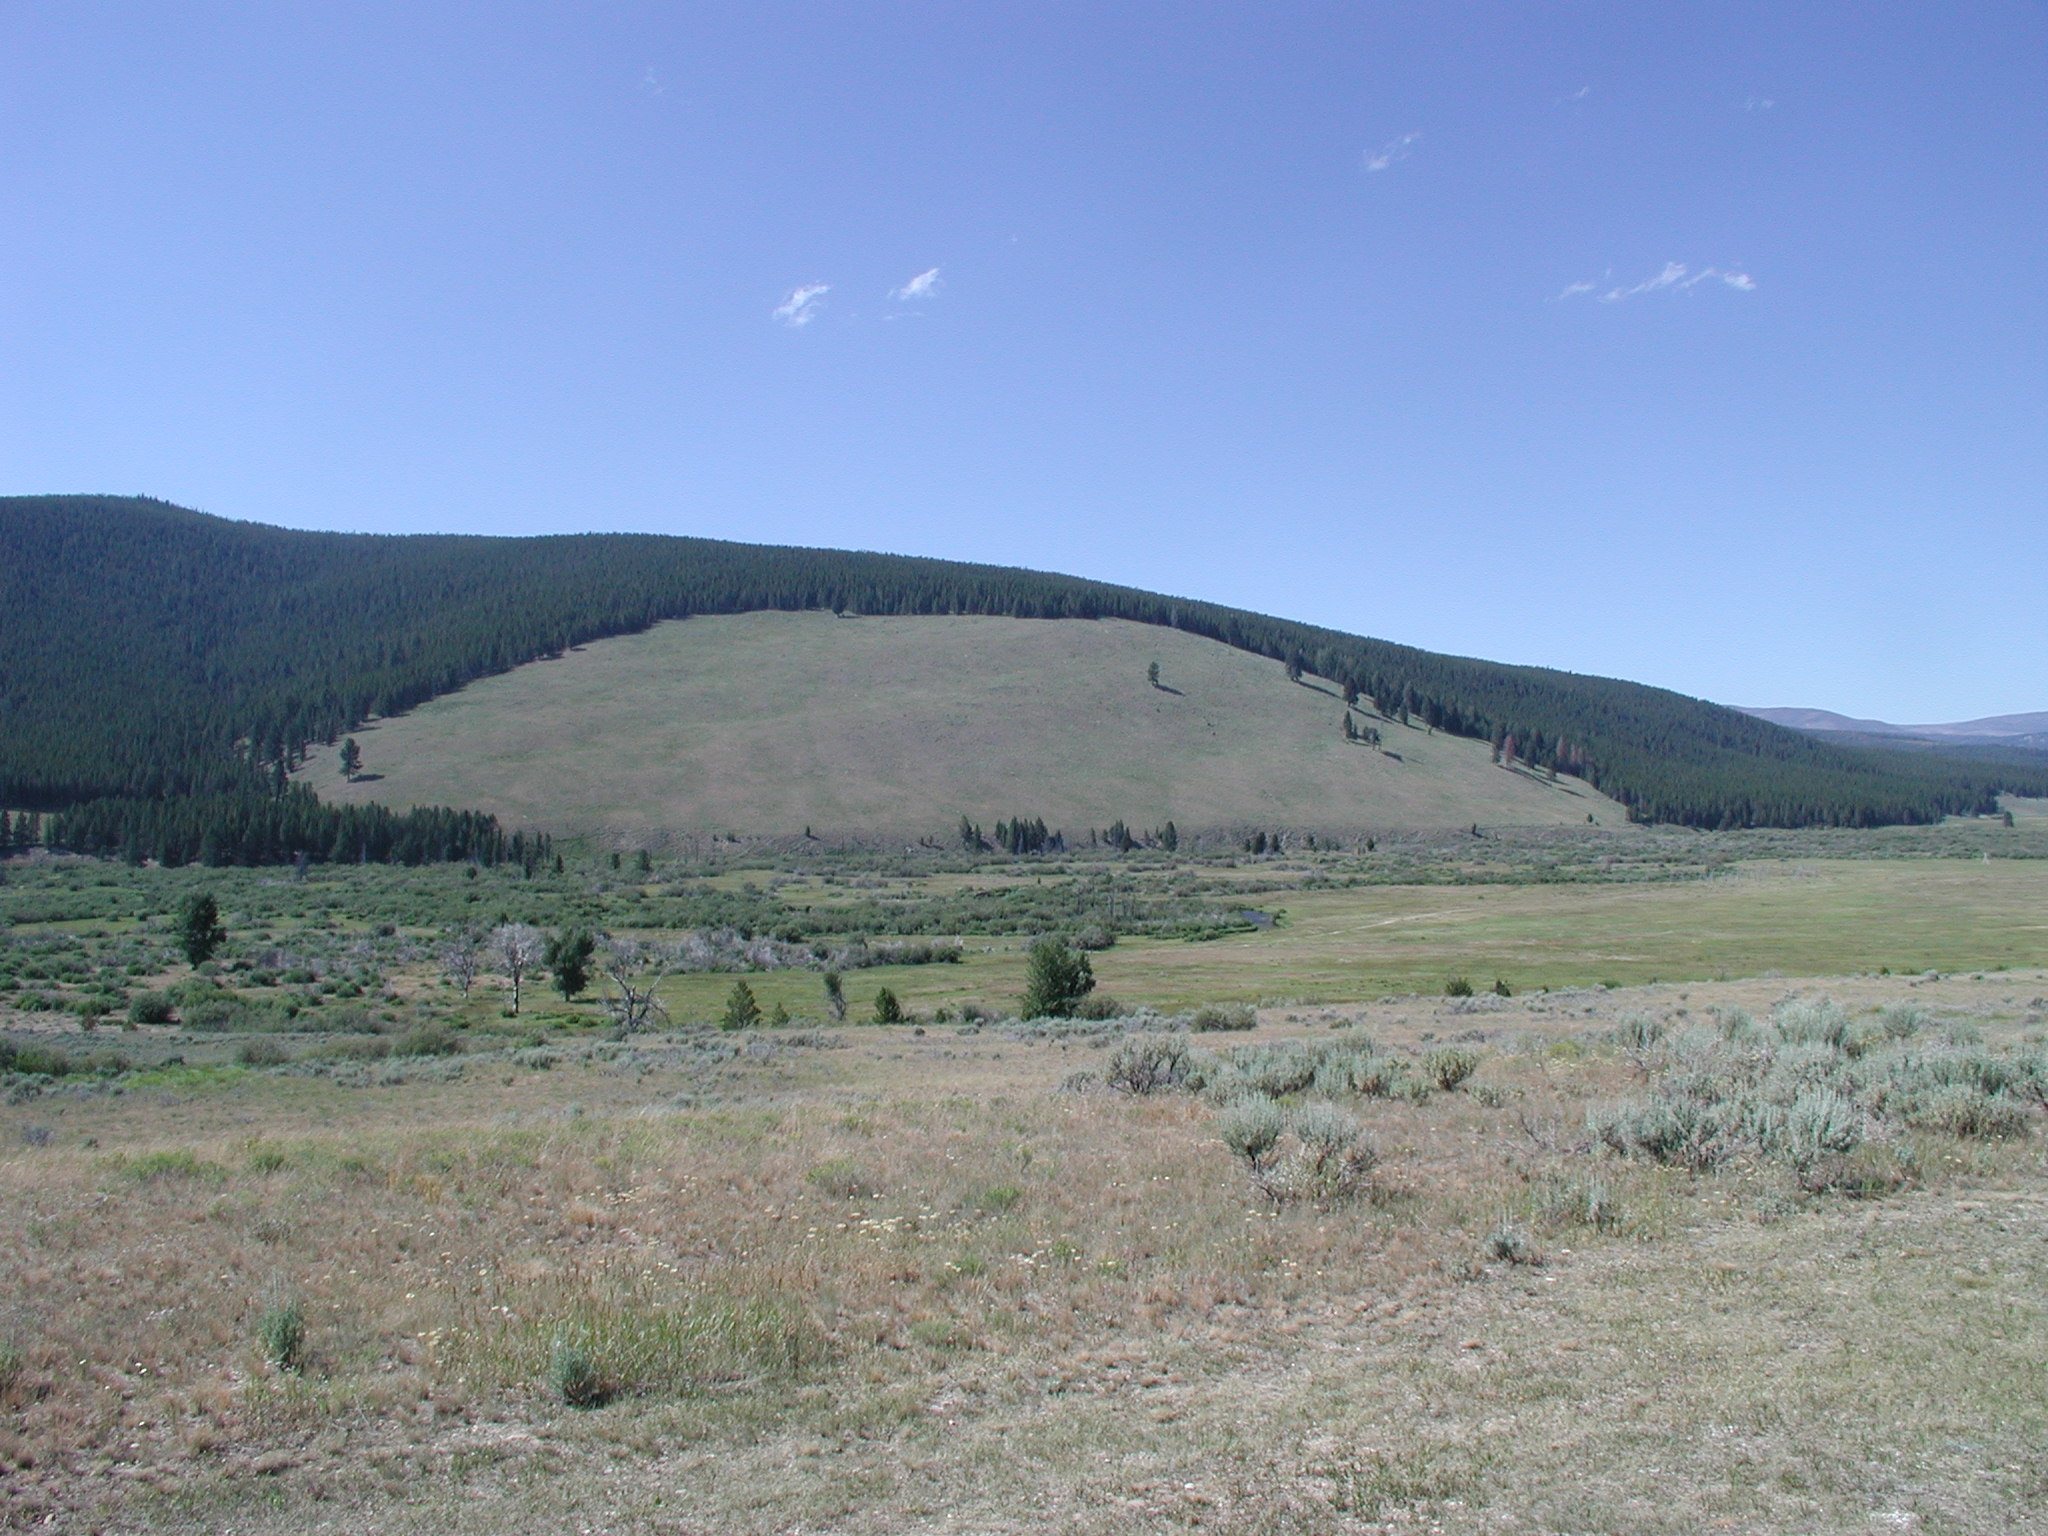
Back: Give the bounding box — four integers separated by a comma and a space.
722, 979, 762, 1031
823, 970, 846, 1022
545, 927, 596, 999
871, 986, 904, 1025
1020, 936, 1095, 1020
179, 891, 226, 966
339, 738, 362, 781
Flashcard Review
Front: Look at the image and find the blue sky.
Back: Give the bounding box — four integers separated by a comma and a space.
4, 3, 2043, 721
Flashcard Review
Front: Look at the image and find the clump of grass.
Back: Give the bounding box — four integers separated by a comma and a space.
117, 1149, 230, 1184
390, 1024, 461, 1058
1443, 977, 1474, 998
806, 1157, 872, 1200
1529, 1170, 1623, 1234
255, 1291, 306, 1373
549, 1336, 606, 1408
1485, 1215, 1540, 1266
970, 1183, 1023, 1214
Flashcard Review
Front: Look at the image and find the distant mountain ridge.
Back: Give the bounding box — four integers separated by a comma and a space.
1742, 707, 2048, 751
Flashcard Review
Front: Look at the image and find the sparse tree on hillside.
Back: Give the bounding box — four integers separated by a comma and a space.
1147, 661, 1161, 688
872, 987, 905, 1025
489, 922, 546, 1015
339, 738, 362, 781
823, 970, 846, 1022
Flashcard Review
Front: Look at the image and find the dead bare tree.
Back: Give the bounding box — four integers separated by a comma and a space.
600, 936, 672, 1036
489, 922, 546, 1015
440, 927, 483, 998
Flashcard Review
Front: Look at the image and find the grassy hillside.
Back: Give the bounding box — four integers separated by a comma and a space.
303, 613, 1621, 837
10, 494, 2048, 852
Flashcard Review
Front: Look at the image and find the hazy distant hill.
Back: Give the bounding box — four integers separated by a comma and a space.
5, 494, 2046, 854
1742, 707, 2048, 752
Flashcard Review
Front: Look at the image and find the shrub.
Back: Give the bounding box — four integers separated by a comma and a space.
1611, 1012, 1665, 1050
1773, 997, 1851, 1051
1443, 977, 1474, 998
1105, 1034, 1193, 1095
236, 1038, 289, 1067
870, 987, 904, 1025
1191, 1003, 1257, 1033
1778, 1087, 1863, 1168
1900, 1084, 2031, 1140
1424, 1046, 1481, 1092
127, 991, 174, 1026
1073, 994, 1127, 1021
1291, 1102, 1366, 1171
1217, 1097, 1285, 1168
1234, 1043, 1321, 1097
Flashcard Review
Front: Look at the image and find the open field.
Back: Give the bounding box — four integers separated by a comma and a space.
3, 836, 2048, 1532
299, 613, 1623, 838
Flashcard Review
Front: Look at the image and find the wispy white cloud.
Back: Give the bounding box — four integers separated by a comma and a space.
641, 66, 664, 97
1557, 84, 1591, 106
891, 267, 941, 302
1556, 262, 1757, 303
1740, 94, 1775, 112
1556, 264, 1753, 303
772, 283, 830, 328
1364, 131, 1421, 172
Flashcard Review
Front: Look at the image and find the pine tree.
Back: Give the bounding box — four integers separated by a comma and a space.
339, 738, 362, 781
722, 980, 762, 1031
546, 928, 596, 999
179, 892, 226, 966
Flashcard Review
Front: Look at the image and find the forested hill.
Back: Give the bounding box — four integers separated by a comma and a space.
4, 494, 2042, 832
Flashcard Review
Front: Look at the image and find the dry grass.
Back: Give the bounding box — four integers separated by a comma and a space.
0, 966, 2042, 1531
300, 613, 1620, 838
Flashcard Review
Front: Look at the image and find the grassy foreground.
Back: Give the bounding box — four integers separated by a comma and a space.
0, 971, 2044, 1534
2, 834, 2046, 1532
